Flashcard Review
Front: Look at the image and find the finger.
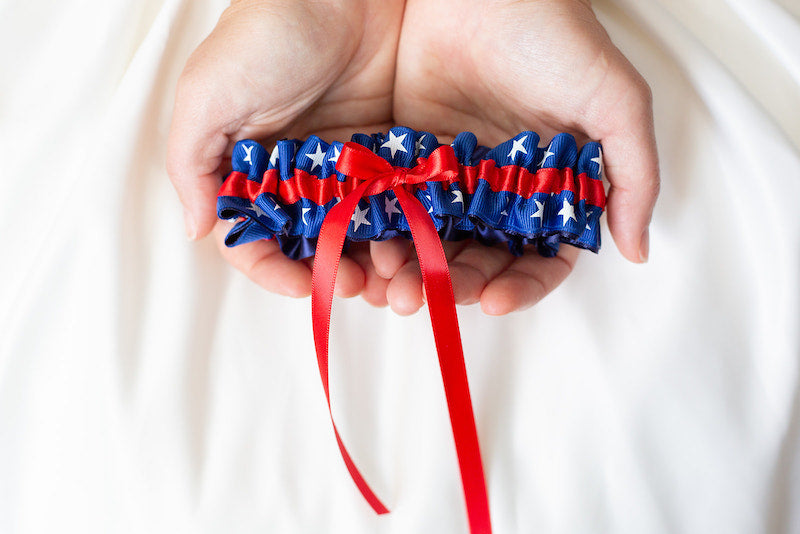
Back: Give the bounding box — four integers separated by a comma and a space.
386, 252, 424, 316
386, 239, 469, 314
334, 255, 367, 299
447, 242, 516, 305
349, 243, 389, 307
418, 239, 468, 302
421, 237, 468, 287
214, 223, 313, 297
479, 245, 579, 315
167, 64, 240, 241
370, 237, 411, 279
304, 251, 366, 299
588, 61, 659, 263
442, 239, 470, 262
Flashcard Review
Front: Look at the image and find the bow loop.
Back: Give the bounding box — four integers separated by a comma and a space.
335, 142, 394, 179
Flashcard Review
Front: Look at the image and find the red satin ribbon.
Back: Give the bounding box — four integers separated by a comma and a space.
311, 142, 492, 533
221, 164, 605, 208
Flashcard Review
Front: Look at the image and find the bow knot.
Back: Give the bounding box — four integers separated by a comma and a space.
391, 168, 409, 189
335, 141, 459, 198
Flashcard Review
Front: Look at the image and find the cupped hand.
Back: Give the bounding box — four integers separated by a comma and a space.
372, 0, 659, 315
167, 0, 404, 304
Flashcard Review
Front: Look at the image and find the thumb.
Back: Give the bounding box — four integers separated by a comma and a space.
167, 26, 251, 240
583, 53, 660, 263
166, 1, 359, 240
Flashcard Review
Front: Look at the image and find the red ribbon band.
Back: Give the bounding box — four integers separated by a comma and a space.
311, 142, 492, 533
220, 162, 605, 209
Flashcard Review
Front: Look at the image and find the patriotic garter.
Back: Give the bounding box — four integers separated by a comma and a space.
217, 126, 606, 259
215, 127, 606, 534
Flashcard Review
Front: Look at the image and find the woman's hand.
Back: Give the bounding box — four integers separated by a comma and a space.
371, 0, 659, 315
167, 0, 405, 304
169, 0, 658, 314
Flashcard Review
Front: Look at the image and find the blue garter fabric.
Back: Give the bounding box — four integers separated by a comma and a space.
217, 126, 606, 259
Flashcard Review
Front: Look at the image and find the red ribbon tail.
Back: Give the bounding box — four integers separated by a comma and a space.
312, 181, 389, 515
310, 167, 492, 533
393, 186, 493, 534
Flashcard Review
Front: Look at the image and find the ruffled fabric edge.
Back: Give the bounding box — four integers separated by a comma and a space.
217, 126, 605, 260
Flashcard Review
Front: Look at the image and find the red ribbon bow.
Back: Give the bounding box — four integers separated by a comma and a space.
311, 142, 492, 533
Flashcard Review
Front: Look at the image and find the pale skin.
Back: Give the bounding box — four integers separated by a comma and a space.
167, 0, 659, 315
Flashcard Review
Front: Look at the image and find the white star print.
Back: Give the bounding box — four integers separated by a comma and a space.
585, 209, 593, 230
558, 199, 576, 224
590, 147, 603, 177
415, 134, 427, 154
269, 146, 279, 167
305, 143, 326, 171
328, 145, 341, 163
539, 147, 555, 167
301, 207, 311, 225
243, 144, 254, 164
384, 196, 401, 219
500, 210, 508, 217
530, 200, 544, 220
508, 135, 528, 161
381, 131, 408, 158
424, 193, 433, 213
251, 202, 267, 218
451, 190, 463, 205
351, 204, 371, 231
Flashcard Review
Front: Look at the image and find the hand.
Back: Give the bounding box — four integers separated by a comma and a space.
371, 0, 659, 315
167, 0, 405, 305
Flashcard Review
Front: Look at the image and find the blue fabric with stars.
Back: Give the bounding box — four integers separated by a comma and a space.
217, 126, 605, 260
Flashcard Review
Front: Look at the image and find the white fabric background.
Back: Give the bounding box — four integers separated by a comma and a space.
1, 0, 799, 532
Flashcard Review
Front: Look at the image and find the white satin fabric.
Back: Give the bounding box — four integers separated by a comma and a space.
1, 0, 798, 532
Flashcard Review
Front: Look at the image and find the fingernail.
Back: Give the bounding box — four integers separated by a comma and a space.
639, 228, 650, 263
183, 209, 197, 241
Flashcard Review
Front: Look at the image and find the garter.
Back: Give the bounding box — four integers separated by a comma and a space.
217, 126, 605, 259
